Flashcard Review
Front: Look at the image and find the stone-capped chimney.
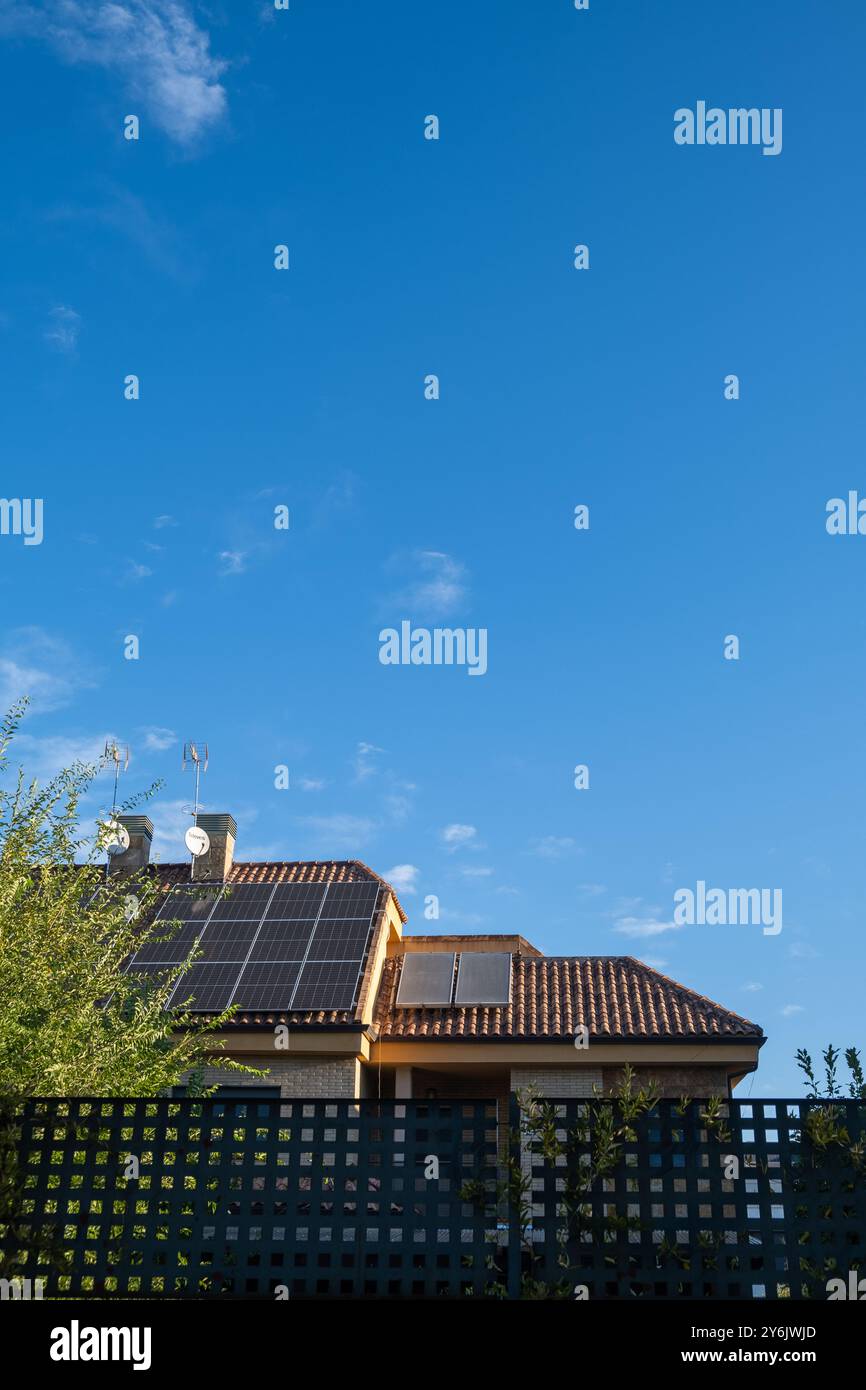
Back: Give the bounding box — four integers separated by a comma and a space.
107, 815, 153, 874
192, 812, 237, 882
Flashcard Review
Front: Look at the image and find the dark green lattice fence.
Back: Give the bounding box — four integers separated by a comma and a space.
2, 1095, 863, 1298
515, 1096, 866, 1299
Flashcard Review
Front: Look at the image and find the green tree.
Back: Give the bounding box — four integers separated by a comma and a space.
0, 699, 256, 1098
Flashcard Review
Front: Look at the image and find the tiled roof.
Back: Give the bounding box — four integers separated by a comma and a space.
373, 955, 763, 1041
146, 858, 407, 922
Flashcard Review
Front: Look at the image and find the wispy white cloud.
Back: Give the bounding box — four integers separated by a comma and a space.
612, 916, 682, 939
459, 865, 493, 878
352, 741, 384, 782
743, 981, 764, 993
440, 823, 478, 852
10, 731, 113, 783
385, 550, 468, 620
141, 726, 176, 753
218, 550, 246, 576
154, 515, 177, 529
296, 813, 379, 852
789, 941, 819, 960
528, 835, 580, 859
0, 627, 95, 714
383, 781, 415, 822
123, 560, 152, 582
44, 304, 80, 353
50, 186, 188, 278
780, 1003, 805, 1017
149, 797, 196, 856
296, 776, 326, 792
437, 907, 487, 927
384, 864, 419, 895
578, 883, 606, 897
1, 1, 228, 145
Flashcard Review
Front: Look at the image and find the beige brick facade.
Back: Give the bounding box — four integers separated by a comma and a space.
602, 1064, 730, 1098
510, 1066, 602, 1097
187, 1055, 361, 1098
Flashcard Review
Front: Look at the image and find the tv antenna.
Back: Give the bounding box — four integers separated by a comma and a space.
182, 740, 210, 871
104, 740, 130, 817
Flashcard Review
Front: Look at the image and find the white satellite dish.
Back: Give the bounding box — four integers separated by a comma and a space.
185, 825, 210, 858
104, 821, 130, 855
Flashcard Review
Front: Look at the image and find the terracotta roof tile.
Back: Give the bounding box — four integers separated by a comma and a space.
373, 955, 763, 1041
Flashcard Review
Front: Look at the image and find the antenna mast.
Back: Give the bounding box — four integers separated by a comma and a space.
182, 740, 209, 877
104, 740, 130, 818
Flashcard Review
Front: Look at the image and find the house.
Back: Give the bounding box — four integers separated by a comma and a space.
113, 813, 764, 1104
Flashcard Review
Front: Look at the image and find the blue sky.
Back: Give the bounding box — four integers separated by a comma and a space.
0, 0, 864, 1094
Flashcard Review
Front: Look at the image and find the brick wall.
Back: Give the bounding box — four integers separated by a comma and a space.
186, 1055, 361, 1098
510, 1067, 602, 1097
601, 1065, 731, 1098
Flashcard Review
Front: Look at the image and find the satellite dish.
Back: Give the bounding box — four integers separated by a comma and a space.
104, 821, 130, 855
185, 825, 210, 858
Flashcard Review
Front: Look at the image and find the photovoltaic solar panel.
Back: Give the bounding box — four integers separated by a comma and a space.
209, 885, 275, 921
318, 882, 381, 919
263, 883, 328, 920
156, 888, 221, 922
130, 923, 201, 964
248, 922, 315, 962
454, 952, 512, 1006
395, 952, 455, 1006
290, 960, 361, 1011
306, 918, 372, 961
230, 963, 301, 1011
191, 920, 261, 960
169, 962, 240, 1012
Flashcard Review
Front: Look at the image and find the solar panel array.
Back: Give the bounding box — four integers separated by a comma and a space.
125, 880, 382, 1013
395, 950, 514, 1007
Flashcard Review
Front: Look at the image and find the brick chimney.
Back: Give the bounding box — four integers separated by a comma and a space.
191, 813, 237, 882
107, 815, 153, 874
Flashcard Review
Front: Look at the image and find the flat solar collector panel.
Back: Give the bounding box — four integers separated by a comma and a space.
454, 952, 512, 1006
395, 953, 455, 1006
